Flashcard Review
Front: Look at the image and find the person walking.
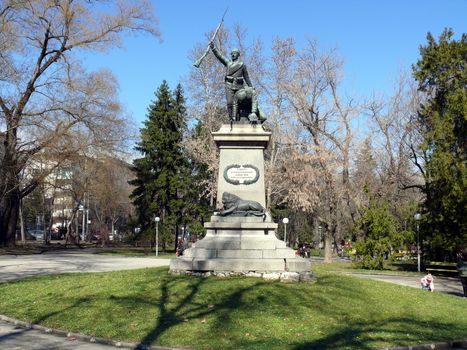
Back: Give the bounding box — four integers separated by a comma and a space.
457, 249, 467, 297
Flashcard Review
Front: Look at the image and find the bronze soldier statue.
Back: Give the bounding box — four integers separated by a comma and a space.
210, 42, 252, 120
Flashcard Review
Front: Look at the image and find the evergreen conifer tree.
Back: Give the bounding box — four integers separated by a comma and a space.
130, 81, 187, 249
182, 121, 212, 239
412, 29, 467, 259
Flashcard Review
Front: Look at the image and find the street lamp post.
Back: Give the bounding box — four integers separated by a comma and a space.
78, 204, 84, 242
414, 213, 421, 272
318, 226, 323, 249
154, 216, 160, 257
85, 209, 89, 239
87, 219, 91, 241
181, 226, 186, 254
282, 218, 289, 246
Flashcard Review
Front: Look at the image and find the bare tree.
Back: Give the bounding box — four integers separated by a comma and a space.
0, 0, 160, 246
277, 38, 362, 262
88, 156, 134, 244
255, 37, 298, 211
365, 73, 423, 225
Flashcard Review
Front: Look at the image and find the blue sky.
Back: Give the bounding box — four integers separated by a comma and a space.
82, 0, 467, 127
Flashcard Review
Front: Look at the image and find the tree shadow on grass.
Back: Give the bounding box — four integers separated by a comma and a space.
7, 270, 464, 350
292, 317, 466, 350
136, 275, 207, 347
104, 275, 274, 349
115, 273, 392, 349
31, 297, 93, 325
289, 274, 467, 350
109, 274, 273, 349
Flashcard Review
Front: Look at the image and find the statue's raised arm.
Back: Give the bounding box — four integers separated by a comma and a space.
210, 42, 229, 67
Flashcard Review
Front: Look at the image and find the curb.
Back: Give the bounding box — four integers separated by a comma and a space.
2, 314, 466, 350
378, 340, 467, 349
0, 315, 188, 350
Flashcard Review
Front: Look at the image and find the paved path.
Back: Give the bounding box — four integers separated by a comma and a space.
0, 321, 120, 350
344, 272, 464, 297
0, 250, 171, 282
309, 257, 464, 297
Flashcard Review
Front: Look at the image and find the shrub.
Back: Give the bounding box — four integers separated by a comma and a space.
353, 200, 402, 270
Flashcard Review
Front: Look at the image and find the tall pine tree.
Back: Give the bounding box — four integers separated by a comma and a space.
412, 29, 467, 259
172, 84, 211, 243
182, 121, 213, 239
130, 81, 187, 249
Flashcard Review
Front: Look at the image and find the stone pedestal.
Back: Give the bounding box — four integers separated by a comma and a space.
169, 124, 311, 275
212, 124, 270, 208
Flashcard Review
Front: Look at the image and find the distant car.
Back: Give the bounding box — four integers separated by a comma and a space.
91, 233, 102, 242
29, 229, 46, 241
15, 229, 36, 241
51, 228, 66, 240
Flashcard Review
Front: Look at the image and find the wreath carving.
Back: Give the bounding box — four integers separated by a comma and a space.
223, 164, 260, 185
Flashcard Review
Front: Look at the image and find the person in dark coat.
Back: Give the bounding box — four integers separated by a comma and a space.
457, 249, 467, 297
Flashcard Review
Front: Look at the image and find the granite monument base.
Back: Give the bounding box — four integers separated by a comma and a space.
169, 216, 311, 274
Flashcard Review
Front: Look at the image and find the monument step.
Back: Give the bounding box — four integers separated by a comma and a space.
182, 247, 297, 259
192, 236, 286, 250
204, 221, 278, 229
170, 257, 311, 273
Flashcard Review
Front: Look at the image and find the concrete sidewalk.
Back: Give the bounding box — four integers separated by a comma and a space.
0, 320, 121, 350
0, 315, 185, 350
343, 272, 465, 297
0, 250, 171, 282
310, 257, 465, 297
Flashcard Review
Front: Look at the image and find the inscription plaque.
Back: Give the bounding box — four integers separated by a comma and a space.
223, 164, 260, 185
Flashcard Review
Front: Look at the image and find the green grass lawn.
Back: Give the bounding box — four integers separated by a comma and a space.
0, 267, 465, 350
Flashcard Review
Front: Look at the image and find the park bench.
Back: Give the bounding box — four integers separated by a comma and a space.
425, 263, 458, 277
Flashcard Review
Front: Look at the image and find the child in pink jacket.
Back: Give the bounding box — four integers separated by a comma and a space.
421, 273, 434, 292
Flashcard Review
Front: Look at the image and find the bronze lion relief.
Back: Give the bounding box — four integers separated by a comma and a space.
218, 192, 265, 218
